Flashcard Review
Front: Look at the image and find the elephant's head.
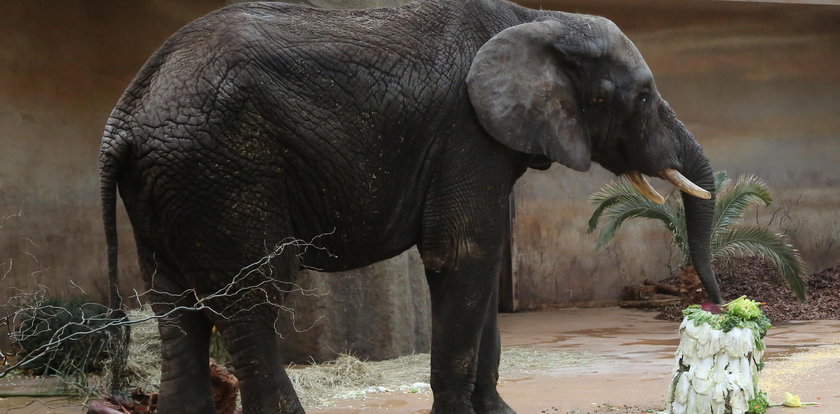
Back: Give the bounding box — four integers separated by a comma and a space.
466, 14, 722, 303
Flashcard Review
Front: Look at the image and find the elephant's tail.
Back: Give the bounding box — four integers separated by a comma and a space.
100, 135, 126, 314
100, 127, 131, 393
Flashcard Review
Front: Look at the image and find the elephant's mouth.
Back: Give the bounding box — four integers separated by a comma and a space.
625, 170, 711, 205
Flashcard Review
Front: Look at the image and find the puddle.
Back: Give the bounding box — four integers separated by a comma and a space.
620, 338, 681, 347
562, 328, 634, 338
501, 376, 535, 383
366, 399, 409, 409
764, 343, 833, 359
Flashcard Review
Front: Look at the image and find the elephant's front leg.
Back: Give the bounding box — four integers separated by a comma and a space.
419, 144, 520, 413
424, 240, 513, 414
472, 289, 515, 414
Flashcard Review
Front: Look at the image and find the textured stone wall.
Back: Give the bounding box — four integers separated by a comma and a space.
276, 248, 430, 362
0, 1, 226, 304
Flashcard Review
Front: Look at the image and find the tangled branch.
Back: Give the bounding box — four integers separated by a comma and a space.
1, 234, 333, 395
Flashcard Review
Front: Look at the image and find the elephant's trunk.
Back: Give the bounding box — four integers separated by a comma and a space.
679, 141, 722, 304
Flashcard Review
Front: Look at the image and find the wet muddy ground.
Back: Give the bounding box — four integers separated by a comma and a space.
2, 307, 837, 413
311, 308, 840, 413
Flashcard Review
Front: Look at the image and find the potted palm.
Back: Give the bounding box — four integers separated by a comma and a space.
587, 171, 806, 301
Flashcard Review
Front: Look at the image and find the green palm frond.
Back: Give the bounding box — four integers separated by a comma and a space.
587, 179, 638, 233
587, 179, 681, 250
713, 174, 773, 236
713, 170, 731, 194
587, 170, 807, 301
712, 225, 807, 300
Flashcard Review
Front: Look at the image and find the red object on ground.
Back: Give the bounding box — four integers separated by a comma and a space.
210, 359, 240, 414
87, 360, 239, 414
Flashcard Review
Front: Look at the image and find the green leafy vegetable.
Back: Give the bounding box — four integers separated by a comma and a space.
747, 391, 769, 414
682, 296, 771, 351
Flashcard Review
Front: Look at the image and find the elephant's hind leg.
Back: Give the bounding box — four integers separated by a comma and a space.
155, 306, 215, 413
197, 233, 304, 413
174, 195, 303, 413
143, 255, 215, 414
214, 315, 304, 414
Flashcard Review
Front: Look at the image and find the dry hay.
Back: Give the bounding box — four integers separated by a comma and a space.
289, 348, 597, 408
102, 307, 597, 409
122, 306, 162, 390
499, 346, 597, 375
93, 305, 162, 393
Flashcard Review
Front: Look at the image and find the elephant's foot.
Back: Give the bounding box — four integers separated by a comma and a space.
277, 394, 306, 414
431, 390, 476, 414
157, 390, 215, 414
472, 387, 516, 414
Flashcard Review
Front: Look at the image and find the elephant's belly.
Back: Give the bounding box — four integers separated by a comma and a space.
287, 198, 423, 272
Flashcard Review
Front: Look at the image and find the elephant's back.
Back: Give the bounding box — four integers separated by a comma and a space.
118, 0, 479, 137
205, 1, 460, 50
175, 0, 464, 66
205, 0, 475, 100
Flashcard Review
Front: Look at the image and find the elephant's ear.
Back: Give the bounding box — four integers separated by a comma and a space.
467, 20, 591, 172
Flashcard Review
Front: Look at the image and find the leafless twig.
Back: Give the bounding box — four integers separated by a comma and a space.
1, 233, 333, 394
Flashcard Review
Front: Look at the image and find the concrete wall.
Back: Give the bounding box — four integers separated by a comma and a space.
511, 0, 840, 309
0, 1, 226, 302
2, 0, 837, 323
0, 0, 227, 354
276, 248, 429, 363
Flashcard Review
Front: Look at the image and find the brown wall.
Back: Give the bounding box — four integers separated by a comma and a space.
1, 0, 838, 313
0, 1, 225, 304
511, 0, 840, 309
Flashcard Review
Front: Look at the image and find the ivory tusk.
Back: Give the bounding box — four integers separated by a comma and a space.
659, 168, 712, 199
626, 171, 666, 205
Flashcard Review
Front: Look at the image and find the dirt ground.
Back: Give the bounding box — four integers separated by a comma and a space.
3, 307, 837, 414
658, 259, 840, 322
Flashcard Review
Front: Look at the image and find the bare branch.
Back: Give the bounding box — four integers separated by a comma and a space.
1, 233, 335, 396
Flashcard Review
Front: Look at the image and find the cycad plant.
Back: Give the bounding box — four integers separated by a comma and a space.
587, 171, 806, 300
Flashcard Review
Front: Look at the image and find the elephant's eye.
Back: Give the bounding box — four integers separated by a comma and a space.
638, 91, 650, 104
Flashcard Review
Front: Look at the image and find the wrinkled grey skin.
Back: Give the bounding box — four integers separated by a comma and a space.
100, 0, 721, 413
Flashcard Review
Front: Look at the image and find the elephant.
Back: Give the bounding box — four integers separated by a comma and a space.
99, 0, 722, 413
